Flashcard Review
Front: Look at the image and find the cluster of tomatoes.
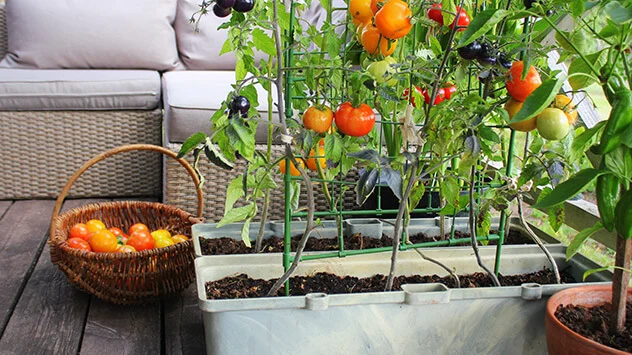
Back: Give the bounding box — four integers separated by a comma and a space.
66, 220, 188, 253
402, 83, 458, 107
352, 0, 413, 57
210, 0, 254, 18
504, 61, 576, 140
427, 4, 470, 32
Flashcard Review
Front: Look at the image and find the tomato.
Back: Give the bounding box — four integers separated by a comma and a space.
171, 235, 189, 244
448, 7, 470, 32
151, 229, 172, 241
279, 158, 305, 177
402, 86, 424, 107
303, 105, 334, 133
505, 98, 537, 132
89, 229, 118, 253
367, 57, 397, 85
86, 219, 106, 234
69, 223, 91, 241
155, 238, 175, 248
126, 230, 155, 251
370, 0, 384, 14
116, 244, 137, 253
334, 102, 376, 137
552, 94, 577, 124
536, 108, 571, 140
427, 3, 443, 25
505, 61, 542, 102
422, 88, 446, 105
67, 237, 92, 252
128, 223, 149, 236
360, 23, 397, 56
306, 146, 327, 171
356, 22, 368, 42
374, 0, 412, 40
349, 0, 373, 25
443, 83, 457, 100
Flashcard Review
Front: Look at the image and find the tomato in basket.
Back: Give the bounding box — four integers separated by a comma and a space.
67, 237, 92, 252
69, 223, 91, 241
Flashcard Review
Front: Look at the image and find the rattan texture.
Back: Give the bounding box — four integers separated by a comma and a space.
0, 4, 7, 58
0, 109, 162, 199
50, 201, 197, 305
165, 142, 361, 222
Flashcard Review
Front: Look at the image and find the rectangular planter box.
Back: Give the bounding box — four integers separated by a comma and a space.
196, 245, 610, 355
193, 216, 559, 258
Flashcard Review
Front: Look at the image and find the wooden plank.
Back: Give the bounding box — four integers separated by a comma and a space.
164, 286, 206, 355
80, 300, 162, 355
0, 199, 104, 354
0, 200, 56, 335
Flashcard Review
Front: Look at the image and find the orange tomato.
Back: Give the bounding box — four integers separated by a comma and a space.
349, 0, 373, 25
279, 158, 305, 177
128, 223, 149, 236
306, 146, 327, 171
374, 0, 412, 40
303, 105, 334, 133
505, 61, 542, 102
86, 219, 106, 234
116, 245, 137, 253
171, 235, 189, 244
89, 229, 118, 253
126, 230, 155, 251
505, 98, 537, 132
69, 223, 91, 241
67, 237, 92, 252
360, 23, 397, 56
552, 94, 577, 125
334, 102, 376, 137
370, 0, 384, 14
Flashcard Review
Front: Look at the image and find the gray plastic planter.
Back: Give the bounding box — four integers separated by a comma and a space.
193, 216, 558, 258
196, 245, 610, 355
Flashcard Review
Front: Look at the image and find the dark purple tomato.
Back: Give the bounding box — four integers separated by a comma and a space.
231, 96, 251, 116
213, 4, 232, 17
476, 43, 497, 66
497, 52, 512, 69
216, 0, 236, 9
233, 0, 255, 13
457, 40, 482, 60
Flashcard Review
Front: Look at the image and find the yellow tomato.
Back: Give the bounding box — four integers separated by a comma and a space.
116, 245, 137, 253
155, 238, 175, 248
151, 229, 172, 241
505, 98, 537, 132
86, 219, 106, 234
171, 235, 189, 244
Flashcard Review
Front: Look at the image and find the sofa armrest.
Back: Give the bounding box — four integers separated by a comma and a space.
0, 4, 7, 59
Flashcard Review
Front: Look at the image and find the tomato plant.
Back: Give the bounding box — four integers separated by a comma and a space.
374, 0, 412, 40
367, 57, 397, 85
334, 102, 376, 137
303, 105, 334, 133
505, 61, 542, 102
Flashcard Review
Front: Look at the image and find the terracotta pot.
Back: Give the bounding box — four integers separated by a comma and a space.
545, 284, 631, 355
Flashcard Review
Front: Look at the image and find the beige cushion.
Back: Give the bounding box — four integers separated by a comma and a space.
162, 70, 279, 143
0, 69, 161, 110
0, 0, 181, 70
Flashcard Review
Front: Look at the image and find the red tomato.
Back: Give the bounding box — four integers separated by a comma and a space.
67, 237, 92, 252
505, 61, 542, 102
334, 102, 376, 137
402, 86, 424, 107
427, 3, 443, 25
126, 230, 155, 251
448, 7, 470, 32
443, 84, 457, 100
422, 88, 446, 105
69, 223, 91, 241
128, 223, 149, 236
108, 227, 129, 243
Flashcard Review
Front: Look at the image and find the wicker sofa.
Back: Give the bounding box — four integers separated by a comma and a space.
0, 0, 341, 221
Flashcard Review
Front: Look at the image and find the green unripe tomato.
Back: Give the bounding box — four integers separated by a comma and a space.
367, 57, 397, 86
536, 108, 570, 140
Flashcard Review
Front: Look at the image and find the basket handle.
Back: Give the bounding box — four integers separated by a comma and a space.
49, 144, 204, 240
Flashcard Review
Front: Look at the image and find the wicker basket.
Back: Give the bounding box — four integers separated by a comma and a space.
49, 144, 204, 305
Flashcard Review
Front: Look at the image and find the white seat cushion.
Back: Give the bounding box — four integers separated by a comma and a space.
162, 70, 279, 144
0, 69, 161, 110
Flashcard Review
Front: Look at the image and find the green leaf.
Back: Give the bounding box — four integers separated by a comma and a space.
532, 169, 606, 208
621, 122, 632, 148
355, 168, 379, 205
324, 134, 343, 162
178, 132, 207, 158
547, 201, 565, 232
569, 121, 606, 162
217, 203, 255, 227
458, 9, 508, 48
241, 220, 252, 248
478, 125, 500, 143
204, 139, 235, 170
429, 36, 443, 57
476, 205, 491, 237
605, 1, 632, 23
441, 0, 457, 28
555, 29, 593, 56
225, 119, 256, 161
583, 266, 632, 281
441, 177, 460, 207
235, 58, 247, 82
570, 0, 584, 17
568, 51, 604, 90
604, 145, 632, 180
566, 222, 603, 260
409, 182, 426, 210
518, 163, 544, 187
288, 180, 301, 212
511, 75, 567, 124
255, 168, 278, 189
219, 38, 234, 56
225, 177, 245, 213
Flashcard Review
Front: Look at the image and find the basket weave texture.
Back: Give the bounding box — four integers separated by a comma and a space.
50, 145, 203, 305
0, 4, 7, 58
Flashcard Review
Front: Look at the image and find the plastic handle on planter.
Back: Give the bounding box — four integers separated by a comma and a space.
49, 144, 204, 242
520, 283, 543, 300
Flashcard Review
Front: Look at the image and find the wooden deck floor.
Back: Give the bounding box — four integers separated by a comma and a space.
0, 198, 206, 355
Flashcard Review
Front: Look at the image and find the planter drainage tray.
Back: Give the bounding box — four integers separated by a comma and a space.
196, 244, 610, 355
